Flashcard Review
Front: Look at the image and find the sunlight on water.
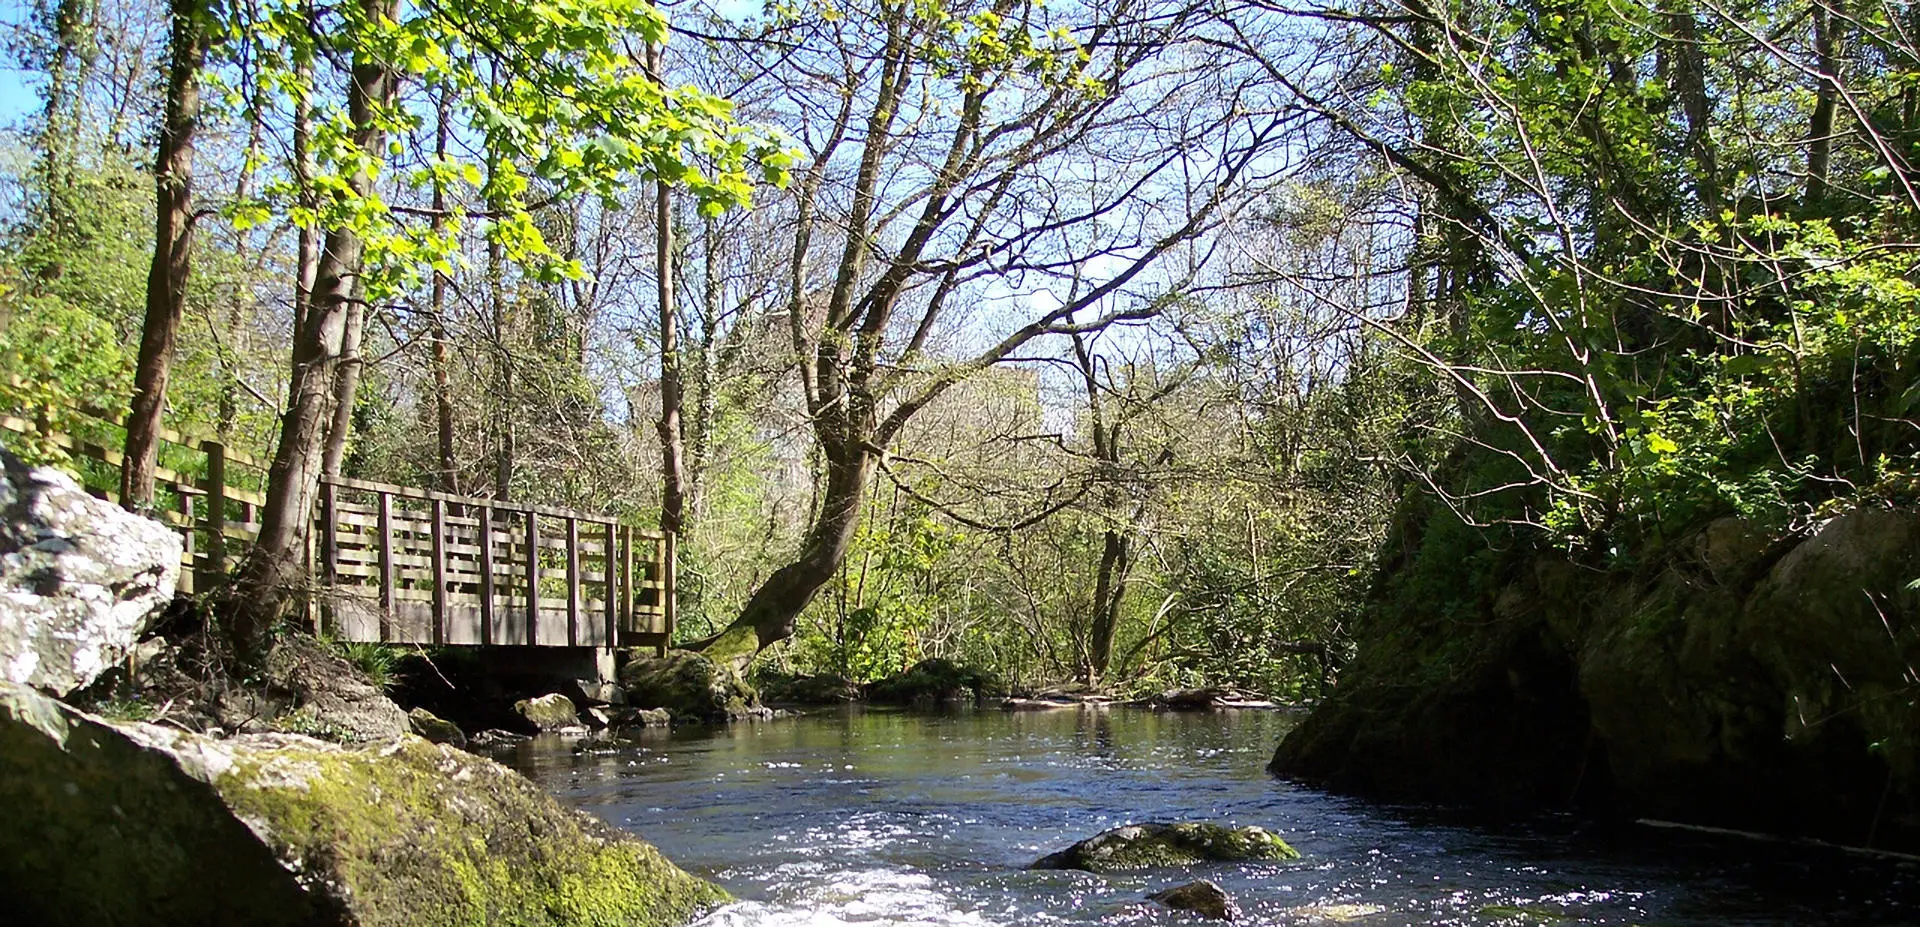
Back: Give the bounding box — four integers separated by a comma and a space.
695, 868, 1003, 927
505, 707, 1919, 926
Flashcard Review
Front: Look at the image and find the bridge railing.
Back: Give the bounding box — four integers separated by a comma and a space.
0, 387, 270, 595
318, 476, 672, 650
0, 393, 672, 650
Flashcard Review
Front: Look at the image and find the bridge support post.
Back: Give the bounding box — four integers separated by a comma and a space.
591, 646, 615, 686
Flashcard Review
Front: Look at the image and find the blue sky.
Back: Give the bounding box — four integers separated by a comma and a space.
0, 0, 41, 128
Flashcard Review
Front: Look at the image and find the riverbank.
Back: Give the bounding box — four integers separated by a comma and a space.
1273, 503, 1920, 854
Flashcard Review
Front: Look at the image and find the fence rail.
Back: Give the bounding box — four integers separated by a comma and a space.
0, 398, 672, 652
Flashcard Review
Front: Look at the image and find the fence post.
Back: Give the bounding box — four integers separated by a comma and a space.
603, 520, 617, 649
620, 526, 634, 639
199, 440, 226, 591
662, 531, 676, 657
524, 512, 539, 646
479, 505, 495, 646
177, 492, 196, 595
320, 480, 338, 588
377, 490, 395, 641
565, 516, 580, 647
431, 498, 448, 645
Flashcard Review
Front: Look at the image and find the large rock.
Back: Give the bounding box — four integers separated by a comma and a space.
83, 632, 408, 744
1032, 822, 1298, 873
620, 650, 760, 723
515, 692, 583, 732
1148, 880, 1236, 920
1275, 503, 1920, 850
0, 445, 181, 695
0, 680, 728, 925
407, 707, 466, 747
260, 635, 409, 743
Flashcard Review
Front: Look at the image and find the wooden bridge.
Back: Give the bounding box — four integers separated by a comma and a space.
1, 397, 674, 654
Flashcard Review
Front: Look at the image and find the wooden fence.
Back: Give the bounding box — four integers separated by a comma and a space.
0, 397, 672, 651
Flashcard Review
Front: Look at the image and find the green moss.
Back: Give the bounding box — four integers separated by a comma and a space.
1033, 822, 1299, 873
621, 650, 758, 723
270, 705, 352, 740
700, 626, 762, 669
0, 683, 323, 925
219, 737, 729, 926
1478, 904, 1573, 923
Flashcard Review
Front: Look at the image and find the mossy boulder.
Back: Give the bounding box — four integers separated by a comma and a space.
0, 680, 728, 926
1276, 502, 1920, 850
514, 693, 583, 733
619, 650, 759, 723
1032, 822, 1299, 873
866, 658, 1001, 706
407, 707, 466, 747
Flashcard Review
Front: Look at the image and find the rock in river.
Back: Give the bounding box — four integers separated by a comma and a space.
1148, 879, 1237, 920
0, 680, 728, 926
0, 443, 181, 696
407, 706, 466, 747
620, 649, 761, 723
1032, 822, 1299, 873
515, 692, 583, 732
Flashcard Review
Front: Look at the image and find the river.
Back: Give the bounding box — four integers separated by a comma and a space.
503, 706, 1918, 926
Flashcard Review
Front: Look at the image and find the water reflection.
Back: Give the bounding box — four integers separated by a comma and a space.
505, 707, 1920, 926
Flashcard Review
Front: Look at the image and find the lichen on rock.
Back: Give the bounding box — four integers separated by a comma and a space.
0, 680, 729, 926
0, 443, 181, 696
515, 692, 583, 732
1032, 822, 1299, 873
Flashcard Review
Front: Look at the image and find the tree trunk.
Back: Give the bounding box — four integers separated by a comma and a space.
38, 0, 95, 228
225, 0, 396, 661
489, 232, 513, 502
426, 91, 456, 492
120, 0, 208, 512
688, 215, 722, 519
1807, 2, 1839, 206
693, 440, 872, 665
1662, 2, 1720, 214
290, 5, 316, 343
320, 283, 364, 478
651, 43, 687, 538
1085, 528, 1133, 686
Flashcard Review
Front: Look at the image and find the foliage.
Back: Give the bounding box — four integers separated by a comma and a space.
330, 641, 404, 692
229, 0, 790, 301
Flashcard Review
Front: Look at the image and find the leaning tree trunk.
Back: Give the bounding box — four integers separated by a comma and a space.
693, 440, 872, 666
120, 0, 209, 512
224, 0, 396, 662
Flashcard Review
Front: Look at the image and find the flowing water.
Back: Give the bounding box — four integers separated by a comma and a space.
504, 706, 1919, 926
